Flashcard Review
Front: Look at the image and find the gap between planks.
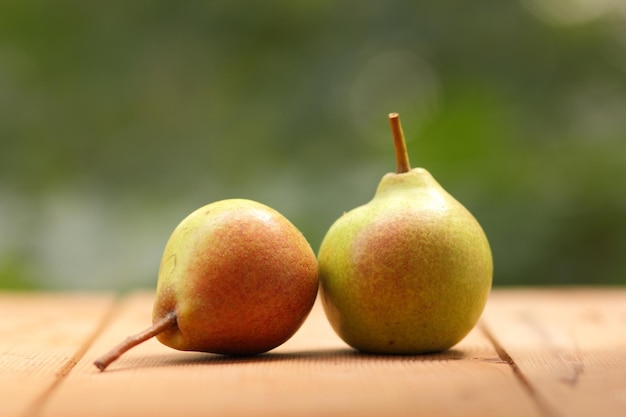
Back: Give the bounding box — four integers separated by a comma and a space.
480, 288, 626, 417
480, 322, 561, 417
20, 293, 126, 417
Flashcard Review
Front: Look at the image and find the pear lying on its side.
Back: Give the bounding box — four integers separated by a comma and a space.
317, 113, 493, 354
95, 199, 318, 371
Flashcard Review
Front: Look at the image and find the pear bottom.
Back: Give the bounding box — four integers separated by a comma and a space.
319, 281, 490, 355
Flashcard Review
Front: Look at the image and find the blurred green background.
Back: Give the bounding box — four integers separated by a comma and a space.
1, 1, 625, 290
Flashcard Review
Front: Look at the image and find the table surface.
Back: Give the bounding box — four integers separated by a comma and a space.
1, 288, 625, 417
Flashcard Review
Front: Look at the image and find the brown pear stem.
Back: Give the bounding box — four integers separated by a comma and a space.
388, 112, 411, 173
94, 311, 177, 371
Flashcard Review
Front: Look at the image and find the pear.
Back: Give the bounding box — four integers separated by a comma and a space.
317, 113, 493, 354
95, 199, 318, 371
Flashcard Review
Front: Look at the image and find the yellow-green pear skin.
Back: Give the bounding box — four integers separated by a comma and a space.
318, 167, 493, 354
153, 199, 319, 355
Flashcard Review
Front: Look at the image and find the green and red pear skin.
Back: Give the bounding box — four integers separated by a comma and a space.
153, 199, 319, 355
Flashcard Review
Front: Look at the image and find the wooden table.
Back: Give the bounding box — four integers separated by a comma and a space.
1, 288, 625, 417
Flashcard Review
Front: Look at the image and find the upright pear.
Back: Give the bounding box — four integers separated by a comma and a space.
317, 113, 493, 354
95, 199, 318, 371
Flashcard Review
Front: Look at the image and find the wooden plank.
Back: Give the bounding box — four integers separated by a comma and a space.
38, 291, 541, 417
481, 288, 626, 417
0, 292, 116, 417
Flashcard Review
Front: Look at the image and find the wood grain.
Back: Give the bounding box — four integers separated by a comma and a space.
2, 289, 625, 417
0, 292, 115, 417
481, 288, 626, 417
36, 292, 539, 417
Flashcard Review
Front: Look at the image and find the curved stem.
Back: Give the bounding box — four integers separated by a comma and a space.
94, 311, 177, 371
388, 112, 411, 174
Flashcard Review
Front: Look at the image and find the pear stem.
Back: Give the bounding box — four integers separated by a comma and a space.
388, 112, 411, 174
94, 311, 177, 372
